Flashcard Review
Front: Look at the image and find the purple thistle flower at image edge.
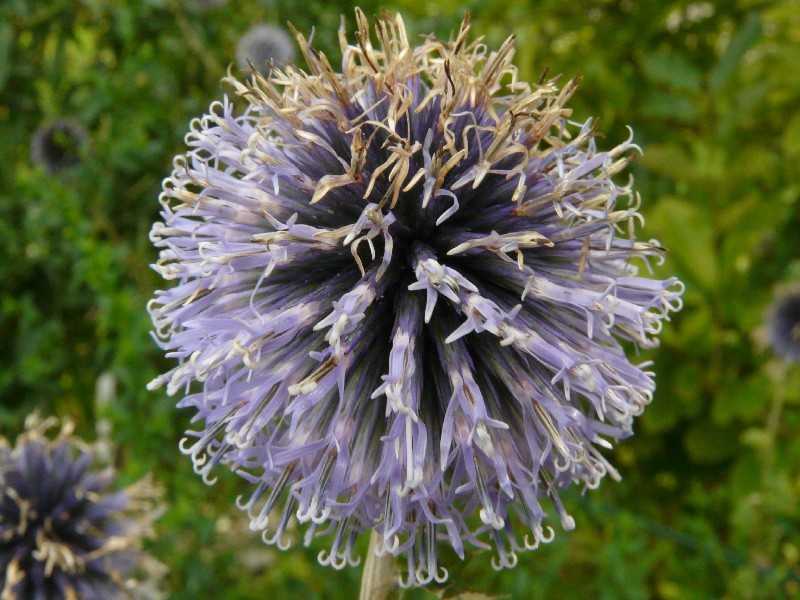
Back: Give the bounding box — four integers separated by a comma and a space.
148, 10, 684, 586
768, 290, 800, 363
0, 414, 164, 599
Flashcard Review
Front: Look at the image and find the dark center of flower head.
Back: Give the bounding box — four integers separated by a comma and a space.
1, 418, 161, 599
149, 9, 683, 586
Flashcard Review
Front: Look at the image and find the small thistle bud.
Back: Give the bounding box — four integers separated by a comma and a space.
30, 119, 90, 174
235, 24, 296, 76
149, 10, 683, 585
0, 414, 163, 599
768, 291, 800, 363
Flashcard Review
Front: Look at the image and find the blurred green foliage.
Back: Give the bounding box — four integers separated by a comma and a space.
1, 0, 799, 598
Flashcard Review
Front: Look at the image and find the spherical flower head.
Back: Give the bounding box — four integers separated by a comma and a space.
0, 414, 163, 599
236, 24, 296, 77
768, 291, 800, 363
30, 119, 90, 175
149, 10, 683, 586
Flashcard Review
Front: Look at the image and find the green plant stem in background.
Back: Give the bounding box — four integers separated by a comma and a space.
759, 360, 789, 568
165, 0, 224, 78
764, 361, 787, 476
359, 531, 396, 600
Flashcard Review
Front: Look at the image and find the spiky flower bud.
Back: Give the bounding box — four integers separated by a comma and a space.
0, 415, 163, 599
768, 291, 800, 363
30, 119, 90, 175
149, 10, 683, 585
236, 24, 296, 77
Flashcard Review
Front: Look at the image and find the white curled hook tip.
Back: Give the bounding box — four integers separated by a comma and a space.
235, 493, 252, 511
198, 468, 218, 486
523, 533, 539, 551
248, 507, 270, 531
312, 505, 332, 525
553, 453, 572, 473
374, 534, 400, 556
317, 549, 348, 570
539, 525, 555, 543
398, 570, 415, 589
491, 550, 518, 571
262, 528, 292, 551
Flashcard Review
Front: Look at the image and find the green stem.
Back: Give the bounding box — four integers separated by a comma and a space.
764, 361, 787, 481
165, 0, 224, 78
359, 530, 396, 600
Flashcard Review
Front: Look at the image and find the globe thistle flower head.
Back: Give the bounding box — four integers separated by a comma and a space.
30, 119, 90, 175
0, 414, 162, 599
236, 24, 296, 77
768, 291, 800, 363
149, 9, 683, 585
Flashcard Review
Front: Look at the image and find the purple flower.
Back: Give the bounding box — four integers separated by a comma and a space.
768, 291, 800, 363
149, 10, 683, 586
0, 415, 163, 599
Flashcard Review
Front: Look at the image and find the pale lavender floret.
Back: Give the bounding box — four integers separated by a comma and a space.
148, 10, 683, 586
